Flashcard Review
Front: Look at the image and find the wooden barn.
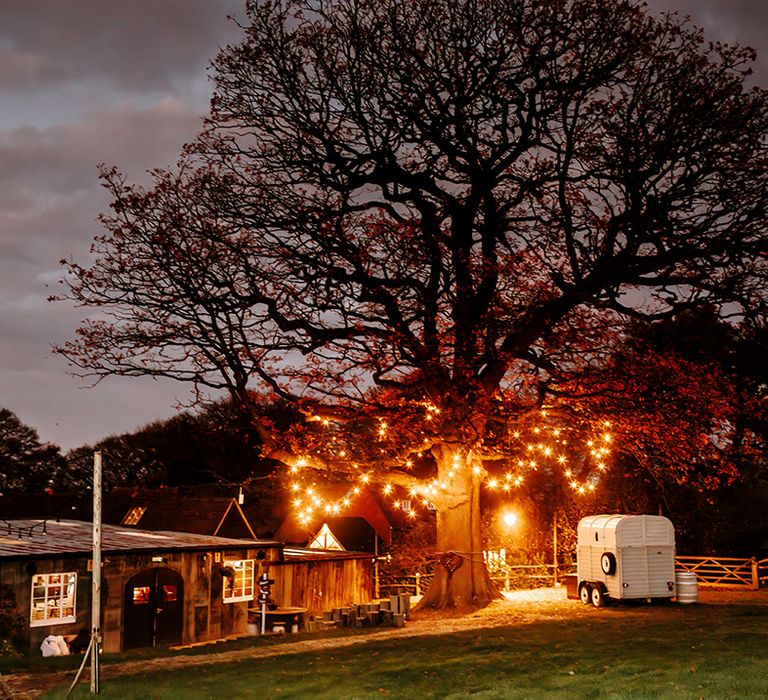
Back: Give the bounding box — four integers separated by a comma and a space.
268, 547, 375, 613
0, 519, 281, 654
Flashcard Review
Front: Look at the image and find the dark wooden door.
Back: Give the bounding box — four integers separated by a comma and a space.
155, 568, 183, 646
123, 568, 184, 650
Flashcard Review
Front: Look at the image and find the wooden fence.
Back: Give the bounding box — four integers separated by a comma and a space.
380, 564, 558, 596
381, 557, 768, 595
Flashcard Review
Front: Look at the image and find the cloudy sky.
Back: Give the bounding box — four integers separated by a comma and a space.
1, 0, 766, 452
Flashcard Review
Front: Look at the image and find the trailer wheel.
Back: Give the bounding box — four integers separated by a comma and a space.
579, 583, 591, 605
600, 552, 617, 575
591, 585, 606, 608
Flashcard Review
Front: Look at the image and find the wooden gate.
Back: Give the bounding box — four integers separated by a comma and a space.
675, 556, 761, 589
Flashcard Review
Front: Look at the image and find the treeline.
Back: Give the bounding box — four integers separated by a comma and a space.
0, 398, 297, 496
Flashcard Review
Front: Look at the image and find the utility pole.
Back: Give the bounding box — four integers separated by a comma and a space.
91, 451, 102, 695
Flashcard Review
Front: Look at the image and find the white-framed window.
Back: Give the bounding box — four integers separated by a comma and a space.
222, 559, 255, 603
30, 572, 77, 627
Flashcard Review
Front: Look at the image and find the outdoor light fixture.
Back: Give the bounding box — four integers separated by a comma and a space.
502, 511, 518, 529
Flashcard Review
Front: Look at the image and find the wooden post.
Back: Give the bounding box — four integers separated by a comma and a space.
91, 451, 102, 695
373, 537, 380, 599
552, 517, 558, 586
415, 572, 421, 596
751, 558, 759, 590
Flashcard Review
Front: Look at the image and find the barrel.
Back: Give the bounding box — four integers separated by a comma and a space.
675, 571, 699, 604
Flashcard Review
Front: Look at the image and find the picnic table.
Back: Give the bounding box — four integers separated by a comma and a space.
247, 606, 308, 632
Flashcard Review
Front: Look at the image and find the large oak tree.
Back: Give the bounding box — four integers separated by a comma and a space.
58, 0, 768, 608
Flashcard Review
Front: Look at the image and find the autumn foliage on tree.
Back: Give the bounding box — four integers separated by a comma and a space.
57, 0, 768, 608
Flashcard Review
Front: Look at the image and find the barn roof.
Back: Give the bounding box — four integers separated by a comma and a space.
281, 546, 373, 562
104, 489, 258, 539
0, 490, 258, 540
0, 519, 280, 561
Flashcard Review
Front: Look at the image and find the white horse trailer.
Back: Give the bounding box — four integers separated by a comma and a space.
576, 514, 676, 607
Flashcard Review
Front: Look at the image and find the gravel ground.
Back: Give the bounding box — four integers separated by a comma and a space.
5, 586, 767, 699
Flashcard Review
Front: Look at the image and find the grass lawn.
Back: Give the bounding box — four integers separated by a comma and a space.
44, 603, 768, 699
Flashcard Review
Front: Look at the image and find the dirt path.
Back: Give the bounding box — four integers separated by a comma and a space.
6, 587, 767, 699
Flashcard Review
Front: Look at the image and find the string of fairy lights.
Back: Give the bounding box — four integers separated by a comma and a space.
288, 405, 615, 525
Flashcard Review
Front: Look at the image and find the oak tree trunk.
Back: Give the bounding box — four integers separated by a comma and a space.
416, 451, 500, 610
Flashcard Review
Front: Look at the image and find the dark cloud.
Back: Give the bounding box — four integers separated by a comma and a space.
646, 0, 768, 82
0, 0, 244, 93
0, 98, 201, 203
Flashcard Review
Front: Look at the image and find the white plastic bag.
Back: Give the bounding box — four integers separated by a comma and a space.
40, 637, 60, 657
52, 635, 70, 656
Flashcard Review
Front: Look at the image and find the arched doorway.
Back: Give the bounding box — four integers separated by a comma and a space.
123, 568, 184, 650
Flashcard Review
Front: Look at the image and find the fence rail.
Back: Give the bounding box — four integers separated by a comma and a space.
381, 557, 768, 596
380, 564, 560, 597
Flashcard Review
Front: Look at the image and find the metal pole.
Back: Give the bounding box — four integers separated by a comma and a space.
91, 451, 102, 695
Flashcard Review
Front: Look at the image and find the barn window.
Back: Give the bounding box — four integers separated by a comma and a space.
121, 506, 147, 525
132, 586, 150, 605
222, 559, 255, 603
30, 572, 77, 627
